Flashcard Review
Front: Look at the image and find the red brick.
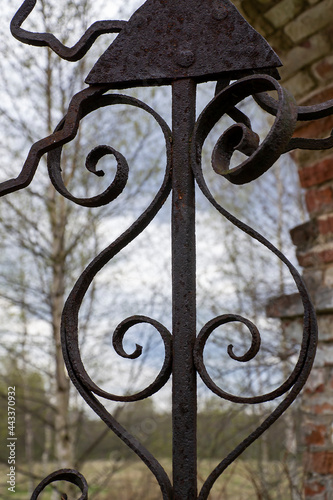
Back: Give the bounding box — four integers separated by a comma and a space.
305, 383, 325, 395
320, 249, 333, 264
299, 158, 333, 188
314, 402, 333, 414
291, 220, 318, 247
305, 425, 326, 446
294, 86, 333, 140
301, 85, 333, 107
294, 115, 333, 140
266, 293, 303, 318
313, 56, 333, 82
305, 368, 326, 394
306, 187, 333, 214
291, 216, 333, 246
318, 215, 333, 235
304, 482, 326, 496
297, 252, 316, 267
298, 249, 333, 267
307, 451, 333, 474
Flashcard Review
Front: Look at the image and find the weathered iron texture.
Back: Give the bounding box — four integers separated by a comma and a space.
4, 0, 333, 498
85, 0, 282, 87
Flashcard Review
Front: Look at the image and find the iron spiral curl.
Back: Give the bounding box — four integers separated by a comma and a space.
59, 92, 173, 399
54, 96, 174, 499
65, 314, 173, 402
192, 74, 318, 499
47, 93, 170, 207
31, 469, 88, 500
194, 74, 298, 185
193, 314, 261, 404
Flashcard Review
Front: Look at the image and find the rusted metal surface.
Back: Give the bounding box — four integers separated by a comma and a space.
4, 0, 333, 498
86, 0, 282, 87
171, 78, 197, 499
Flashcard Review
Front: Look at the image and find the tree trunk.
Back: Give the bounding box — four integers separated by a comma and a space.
49, 188, 74, 469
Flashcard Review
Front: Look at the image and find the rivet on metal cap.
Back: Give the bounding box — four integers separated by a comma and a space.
212, 2, 228, 21
176, 49, 195, 68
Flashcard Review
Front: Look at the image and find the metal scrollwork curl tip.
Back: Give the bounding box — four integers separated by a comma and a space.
211, 123, 260, 176
195, 75, 298, 185
194, 314, 262, 404
30, 469, 88, 500
254, 91, 333, 153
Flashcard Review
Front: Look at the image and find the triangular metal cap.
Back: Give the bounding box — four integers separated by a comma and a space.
86, 0, 281, 88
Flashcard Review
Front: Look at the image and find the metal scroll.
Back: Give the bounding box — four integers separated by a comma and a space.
3, 0, 332, 498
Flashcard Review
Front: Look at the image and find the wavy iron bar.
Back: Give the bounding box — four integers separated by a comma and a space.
5, 0, 333, 498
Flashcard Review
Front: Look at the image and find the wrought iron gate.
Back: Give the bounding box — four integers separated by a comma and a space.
4, 0, 333, 498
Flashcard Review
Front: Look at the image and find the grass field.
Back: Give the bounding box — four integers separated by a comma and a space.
0, 458, 301, 499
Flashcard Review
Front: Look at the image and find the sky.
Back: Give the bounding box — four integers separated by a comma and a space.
0, 0, 307, 414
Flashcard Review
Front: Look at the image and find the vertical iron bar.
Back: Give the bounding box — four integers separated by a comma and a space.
171, 78, 197, 500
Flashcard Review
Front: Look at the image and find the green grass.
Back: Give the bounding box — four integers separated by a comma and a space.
0, 459, 300, 499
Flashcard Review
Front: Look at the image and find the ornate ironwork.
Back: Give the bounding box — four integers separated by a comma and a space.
5, 0, 333, 497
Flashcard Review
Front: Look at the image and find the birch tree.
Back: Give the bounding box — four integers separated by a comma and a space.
0, 0, 169, 495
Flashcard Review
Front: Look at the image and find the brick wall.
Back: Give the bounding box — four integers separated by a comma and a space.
235, 1, 333, 498
236, 0, 333, 99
